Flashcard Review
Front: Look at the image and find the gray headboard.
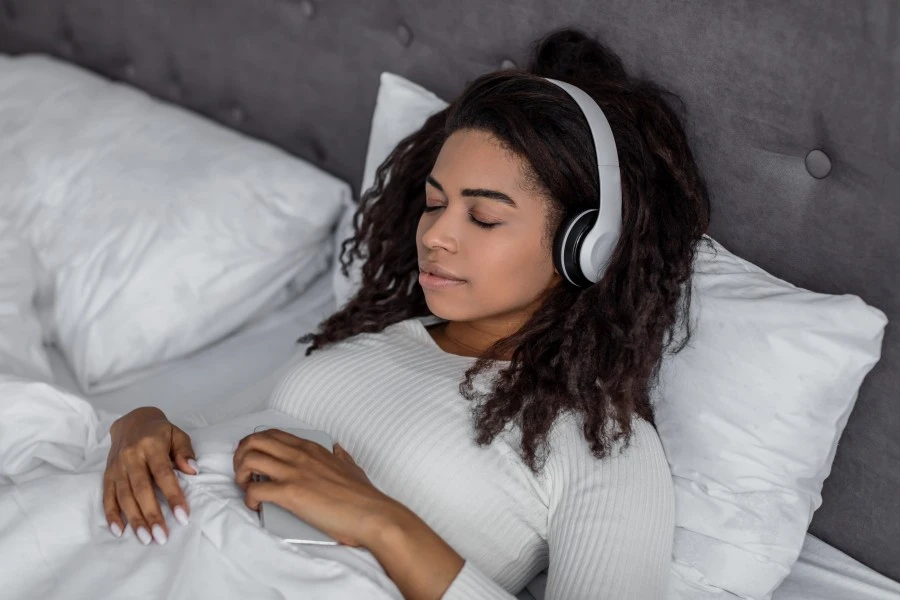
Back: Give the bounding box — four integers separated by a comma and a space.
2, 0, 898, 582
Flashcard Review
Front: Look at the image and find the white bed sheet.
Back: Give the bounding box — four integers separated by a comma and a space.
518, 532, 900, 600
43, 271, 900, 600
46, 270, 338, 427
773, 534, 900, 600
664, 532, 900, 600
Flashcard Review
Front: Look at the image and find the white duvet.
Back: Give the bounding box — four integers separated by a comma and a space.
0, 375, 401, 600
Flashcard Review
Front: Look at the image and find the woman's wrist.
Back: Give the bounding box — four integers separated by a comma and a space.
362, 500, 465, 600
360, 498, 412, 549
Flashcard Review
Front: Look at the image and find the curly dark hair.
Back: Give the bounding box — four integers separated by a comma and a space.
299, 28, 711, 475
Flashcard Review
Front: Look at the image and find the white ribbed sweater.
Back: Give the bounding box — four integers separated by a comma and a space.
268, 317, 674, 599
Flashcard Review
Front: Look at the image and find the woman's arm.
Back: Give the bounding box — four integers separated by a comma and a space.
364, 501, 527, 600
362, 502, 466, 600
362, 415, 675, 600
541, 416, 675, 599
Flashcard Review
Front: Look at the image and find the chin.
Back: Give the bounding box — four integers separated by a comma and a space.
422, 290, 476, 322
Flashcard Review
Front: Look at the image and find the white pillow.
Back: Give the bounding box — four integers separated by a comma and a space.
342, 72, 889, 599
0, 219, 53, 382
658, 238, 886, 598
0, 54, 349, 392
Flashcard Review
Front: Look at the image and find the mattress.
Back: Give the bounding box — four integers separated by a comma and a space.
44, 271, 900, 600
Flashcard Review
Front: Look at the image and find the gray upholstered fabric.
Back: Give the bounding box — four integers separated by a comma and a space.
1, 0, 897, 584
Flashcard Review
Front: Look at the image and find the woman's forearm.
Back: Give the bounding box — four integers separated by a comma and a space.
362, 502, 465, 600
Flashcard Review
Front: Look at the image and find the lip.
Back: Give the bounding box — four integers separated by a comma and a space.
418, 262, 465, 281
418, 262, 467, 290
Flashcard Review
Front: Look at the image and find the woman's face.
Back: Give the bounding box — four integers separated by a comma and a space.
416, 129, 562, 325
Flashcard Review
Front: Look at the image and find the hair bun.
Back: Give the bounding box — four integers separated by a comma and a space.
528, 28, 629, 84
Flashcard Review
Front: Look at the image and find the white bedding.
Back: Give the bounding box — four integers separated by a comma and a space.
773, 535, 900, 600
0, 381, 401, 599
5, 271, 899, 599
665, 532, 900, 600
0, 54, 349, 393
45, 269, 337, 427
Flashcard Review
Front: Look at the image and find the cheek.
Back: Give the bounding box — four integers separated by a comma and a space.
471, 237, 554, 292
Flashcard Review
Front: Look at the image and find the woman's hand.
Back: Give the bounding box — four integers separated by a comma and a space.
103, 407, 198, 546
233, 429, 399, 548
234, 429, 468, 599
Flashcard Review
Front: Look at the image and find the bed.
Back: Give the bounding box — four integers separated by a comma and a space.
37, 272, 900, 600
1, 1, 898, 599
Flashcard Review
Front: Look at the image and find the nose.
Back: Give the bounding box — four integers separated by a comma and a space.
420, 208, 459, 254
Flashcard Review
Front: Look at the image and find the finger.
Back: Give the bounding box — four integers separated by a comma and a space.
235, 429, 302, 457
234, 450, 294, 491
244, 480, 293, 512
233, 433, 304, 475
115, 478, 153, 546
173, 455, 198, 475
171, 429, 198, 475
102, 472, 124, 538
126, 462, 169, 545
146, 453, 191, 526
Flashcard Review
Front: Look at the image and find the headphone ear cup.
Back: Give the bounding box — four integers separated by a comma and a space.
553, 209, 598, 288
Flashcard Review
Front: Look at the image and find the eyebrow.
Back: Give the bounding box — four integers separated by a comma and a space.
426, 174, 518, 208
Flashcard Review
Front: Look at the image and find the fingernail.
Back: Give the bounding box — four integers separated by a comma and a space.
187, 459, 199, 474
151, 524, 168, 545
174, 506, 190, 526
136, 527, 152, 546
110, 523, 123, 538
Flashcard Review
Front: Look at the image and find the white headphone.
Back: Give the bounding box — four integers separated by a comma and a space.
544, 78, 623, 288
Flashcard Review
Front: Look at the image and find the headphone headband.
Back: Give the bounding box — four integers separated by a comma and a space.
544, 78, 623, 287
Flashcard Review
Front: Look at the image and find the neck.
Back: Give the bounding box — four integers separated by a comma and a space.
443, 322, 499, 352
439, 316, 527, 360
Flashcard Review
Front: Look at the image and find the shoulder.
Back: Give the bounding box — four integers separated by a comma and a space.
548, 411, 667, 463
272, 318, 437, 390
545, 413, 673, 502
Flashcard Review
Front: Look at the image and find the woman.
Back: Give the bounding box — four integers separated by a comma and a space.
103, 28, 710, 600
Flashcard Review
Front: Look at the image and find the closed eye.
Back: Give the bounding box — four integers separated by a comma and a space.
422, 205, 500, 229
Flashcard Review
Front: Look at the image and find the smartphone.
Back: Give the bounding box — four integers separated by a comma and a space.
251, 425, 339, 545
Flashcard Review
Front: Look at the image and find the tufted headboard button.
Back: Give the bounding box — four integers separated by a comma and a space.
122, 62, 137, 80
298, 0, 316, 19
395, 23, 413, 48
229, 105, 247, 125
500, 58, 517, 69
805, 149, 832, 179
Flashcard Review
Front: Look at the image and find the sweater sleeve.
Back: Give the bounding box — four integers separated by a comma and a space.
442, 415, 674, 600
441, 560, 520, 600
543, 415, 674, 599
